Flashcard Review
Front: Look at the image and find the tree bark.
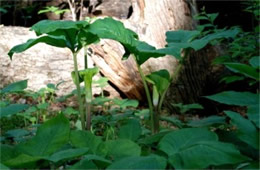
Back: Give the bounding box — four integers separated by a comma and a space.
89, 0, 196, 101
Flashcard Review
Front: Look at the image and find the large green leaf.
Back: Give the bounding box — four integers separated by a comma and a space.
224, 63, 259, 80
138, 130, 171, 145
97, 139, 141, 160
69, 160, 97, 169
118, 119, 142, 141
161, 28, 239, 59
70, 130, 102, 154
225, 111, 259, 149
205, 91, 259, 106
17, 114, 70, 156
88, 17, 164, 65
201, 28, 239, 42
159, 128, 218, 156
30, 20, 88, 36
107, 155, 167, 169
1, 80, 27, 94
135, 41, 165, 65
8, 35, 67, 58
2, 154, 42, 169
46, 148, 89, 163
166, 30, 200, 43
145, 69, 171, 95
0, 104, 29, 117
88, 17, 138, 46
0, 145, 20, 163
247, 104, 260, 128
168, 141, 249, 169
69, 154, 111, 169
187, 116, 226, 127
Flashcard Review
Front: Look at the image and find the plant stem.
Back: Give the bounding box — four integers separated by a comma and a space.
137, 64, 158, 134
158, 63, 182, 113
72, 52, 85, 130
84, 46, 88, 69
158, 49, 190, 115
86, 101, 91, 130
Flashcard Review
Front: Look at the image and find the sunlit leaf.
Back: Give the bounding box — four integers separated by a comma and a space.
8, 35, 67, 59
30, 19, 88, 36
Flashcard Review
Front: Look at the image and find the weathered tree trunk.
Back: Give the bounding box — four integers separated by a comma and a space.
89, 0, 196, 101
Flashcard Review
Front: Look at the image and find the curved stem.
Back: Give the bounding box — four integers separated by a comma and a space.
158, 49, 190, 114
158, 63, 182, 113
137, 64, 157, 134
73, 52, 85, 130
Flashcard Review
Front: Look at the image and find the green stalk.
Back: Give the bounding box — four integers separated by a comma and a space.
84, 46, 88, 69
158, 63, 182, 113
137, 64, 158, 133
72, 52, 86, 130
85, 81, 92, 130
158, 49, 190, 114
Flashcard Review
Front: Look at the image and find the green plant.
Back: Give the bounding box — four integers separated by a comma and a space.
72, 67, 99, 130
0, 80, 29, 118
38, 6, 69, 15
8, 20, 99, 130
93, 77, 109, 98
